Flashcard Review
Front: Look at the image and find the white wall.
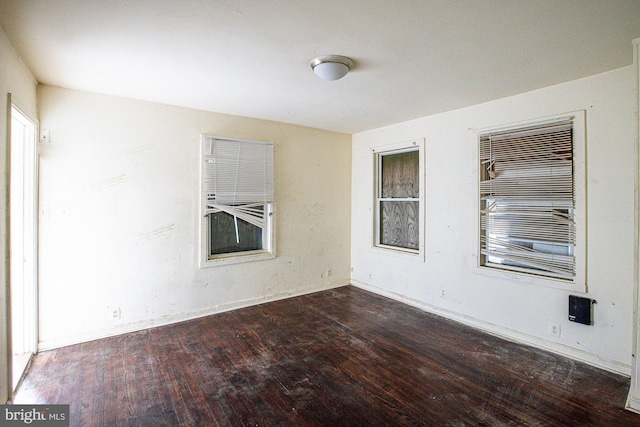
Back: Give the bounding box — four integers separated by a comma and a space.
37, 85, 351, 349
0, 25, 38, 402
351, 66, 636, 375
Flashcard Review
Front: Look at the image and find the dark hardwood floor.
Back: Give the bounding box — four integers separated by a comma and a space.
14, 286, 640, 426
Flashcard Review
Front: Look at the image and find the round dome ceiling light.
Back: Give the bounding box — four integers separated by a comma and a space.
310, 55, 354, 81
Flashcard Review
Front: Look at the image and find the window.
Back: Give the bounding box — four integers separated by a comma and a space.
373, 139, 425, 258
200, 135, 275, 267
478, 114, 585, 286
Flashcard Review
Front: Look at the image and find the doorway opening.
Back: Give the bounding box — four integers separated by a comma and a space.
9, 102, 38, 393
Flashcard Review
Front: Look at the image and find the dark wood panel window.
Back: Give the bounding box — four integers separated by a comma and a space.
374, 140, 423, 256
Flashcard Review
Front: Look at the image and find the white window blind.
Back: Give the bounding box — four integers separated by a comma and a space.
202, 135, 274, 229
479, 118, 576, 279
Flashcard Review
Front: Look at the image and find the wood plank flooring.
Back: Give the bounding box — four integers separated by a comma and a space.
14, 286, 640, 426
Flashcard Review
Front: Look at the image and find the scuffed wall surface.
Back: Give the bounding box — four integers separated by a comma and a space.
37, 85, 351, 349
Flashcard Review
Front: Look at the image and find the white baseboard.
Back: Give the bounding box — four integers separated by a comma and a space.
38, 280, 349, 351
351, 280, 631, 377
627, 393, 640, 414
39, 279, 631, 377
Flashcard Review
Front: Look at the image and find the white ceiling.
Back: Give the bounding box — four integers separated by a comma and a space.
1, 0, 639, 134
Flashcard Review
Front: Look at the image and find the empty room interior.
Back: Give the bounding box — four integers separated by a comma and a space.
2, 0, 640, 425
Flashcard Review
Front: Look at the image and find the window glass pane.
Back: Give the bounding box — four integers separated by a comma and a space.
381, 151, 419, 198
208, 210, 263, 256
380, 200, 419, 250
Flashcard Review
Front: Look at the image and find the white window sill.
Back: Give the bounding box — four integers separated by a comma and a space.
472, 263, 586, 293
371, 245, 425, 262
200, 250, 275, 268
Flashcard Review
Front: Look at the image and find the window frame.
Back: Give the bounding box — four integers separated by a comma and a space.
199, 135, 276, 268
372, 138, 425, 261
473, 112, 586, 291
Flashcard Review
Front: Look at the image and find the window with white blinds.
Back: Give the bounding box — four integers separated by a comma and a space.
479, 117, 581, 281
200, 135, 275, 266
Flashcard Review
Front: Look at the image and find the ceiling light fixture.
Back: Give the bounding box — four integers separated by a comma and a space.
310, 55, 353, 81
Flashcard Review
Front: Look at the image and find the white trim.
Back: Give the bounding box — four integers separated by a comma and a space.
371, 138, 426, 261
626, 36, 640, 414
8, 101, 39, 397
351, 280, 630, 376
629, 396, 640, 415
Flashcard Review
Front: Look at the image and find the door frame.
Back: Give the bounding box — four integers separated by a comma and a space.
6, 94, 39, 399
627, 37, 640, 414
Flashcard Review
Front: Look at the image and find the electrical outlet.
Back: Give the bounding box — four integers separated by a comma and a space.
110, 307, 121, 320
440, 288, 447, 298
547, 321, 561, 338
